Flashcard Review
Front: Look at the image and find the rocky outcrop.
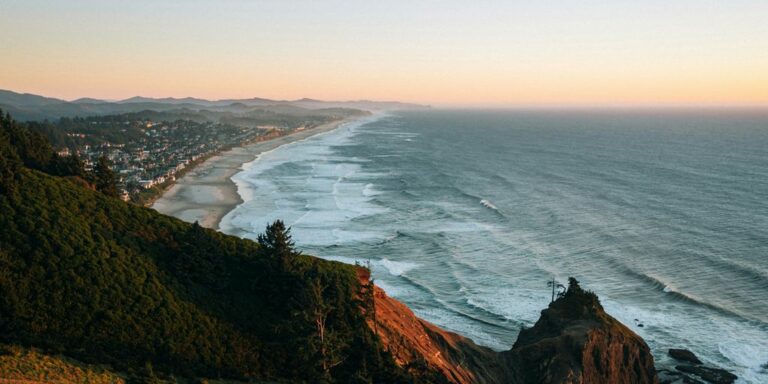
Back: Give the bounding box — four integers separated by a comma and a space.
362, 271, 659, 384
501, 278, 658, 384
663, 348, 738, 383
675, 365, 736, 384
669, 349, 703, 365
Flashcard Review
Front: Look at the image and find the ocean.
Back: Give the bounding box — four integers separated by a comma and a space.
219, 110, 768, 382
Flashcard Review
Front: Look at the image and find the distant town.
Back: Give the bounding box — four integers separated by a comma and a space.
0, 89, 386, 204
42, 116, 331, 203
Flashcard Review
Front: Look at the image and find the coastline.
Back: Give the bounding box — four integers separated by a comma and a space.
151, 116, 362, 230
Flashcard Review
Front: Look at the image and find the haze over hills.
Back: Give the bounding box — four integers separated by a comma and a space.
0, 89, 429, 121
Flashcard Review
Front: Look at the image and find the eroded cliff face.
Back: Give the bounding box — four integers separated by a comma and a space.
502, 279, 659, 384
358, 268, 508, 383
362, 270, 659, 384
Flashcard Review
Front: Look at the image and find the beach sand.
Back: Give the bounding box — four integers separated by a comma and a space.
151, 117, 359, 230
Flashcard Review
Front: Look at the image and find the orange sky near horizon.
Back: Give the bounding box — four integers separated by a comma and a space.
1, 1, 767, 107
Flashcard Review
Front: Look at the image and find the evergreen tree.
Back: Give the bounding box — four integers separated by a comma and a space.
257, 220, 298, 269
0, 112, 21, 192
48, 152, 86, 178
93, 155, 119, 197
1, 110, 53, 171
174, 221, 228, 290
0, 109, 84, 180
568, 277, 581, 292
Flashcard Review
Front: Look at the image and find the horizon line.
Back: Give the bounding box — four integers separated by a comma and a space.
4, 87, 768, 111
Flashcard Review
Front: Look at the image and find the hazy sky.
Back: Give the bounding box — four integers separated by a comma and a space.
1, 1, 767, 106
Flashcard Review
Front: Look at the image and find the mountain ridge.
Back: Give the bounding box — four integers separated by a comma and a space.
0, 89, 429, 121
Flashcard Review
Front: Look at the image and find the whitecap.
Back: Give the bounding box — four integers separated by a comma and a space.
362, 183, 382, 197
314, 255, 418, 278
480, 199, 498, 211
378, 258, 418, 276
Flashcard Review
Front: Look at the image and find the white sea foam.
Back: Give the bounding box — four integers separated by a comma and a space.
411, 305, 509, 351
600, 297, 768, 382
463, 286, 549, 327
372, 279, 408, 297
317, 255, 418, 278
719, 341, 768, 383
220, 113, 391, 243
379, 258, 418, 276
480, 199, 498, 211
362, 183, 382, 197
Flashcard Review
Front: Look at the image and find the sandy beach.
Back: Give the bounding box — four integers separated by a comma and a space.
151, 117, 360, 229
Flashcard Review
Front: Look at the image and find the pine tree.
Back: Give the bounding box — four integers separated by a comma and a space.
175, 221, 228, 290
93, 155, 118, 197
49, 152, 86, 178
257, 220, 298, 269
0, 112, 21, 192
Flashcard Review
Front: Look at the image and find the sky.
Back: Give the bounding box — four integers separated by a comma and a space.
1, 0, 767, 107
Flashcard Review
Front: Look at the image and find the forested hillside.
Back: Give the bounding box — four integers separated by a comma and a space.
0, 110, 438, 383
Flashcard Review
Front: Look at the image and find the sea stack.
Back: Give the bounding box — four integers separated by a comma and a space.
502, 278, 659, 384
365, 270, 660, 383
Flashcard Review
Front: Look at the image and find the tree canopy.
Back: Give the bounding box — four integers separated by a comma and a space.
93, 155, 118, 197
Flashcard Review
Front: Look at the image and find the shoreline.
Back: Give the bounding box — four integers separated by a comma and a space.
151, 116, 362, 230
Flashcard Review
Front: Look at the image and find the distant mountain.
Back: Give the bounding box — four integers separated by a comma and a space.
117, 95, 430, 111
207, 97, 277, 107
71, 97, 108, 104
118, 96, 214, 105
0, 89, 428, 121
0, 89, 67, 107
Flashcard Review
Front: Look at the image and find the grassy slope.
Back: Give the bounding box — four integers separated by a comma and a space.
0, 344, 124, 384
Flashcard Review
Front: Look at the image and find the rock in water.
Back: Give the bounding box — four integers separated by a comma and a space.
675, 365, 737, 384
502, 278, 659, 384
669, 349, 703, 365
657, 368, 705, 384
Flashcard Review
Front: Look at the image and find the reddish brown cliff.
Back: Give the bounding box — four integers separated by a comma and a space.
360, 269, 659, 384
502, 278, 659, 384
358, 268, 507, 383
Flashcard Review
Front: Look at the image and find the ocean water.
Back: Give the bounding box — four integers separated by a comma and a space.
220, 110, 768, 382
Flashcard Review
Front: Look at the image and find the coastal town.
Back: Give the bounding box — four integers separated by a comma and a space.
51, 117, 298, 203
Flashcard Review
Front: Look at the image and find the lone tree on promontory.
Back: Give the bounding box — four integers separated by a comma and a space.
258, 219, 299, 269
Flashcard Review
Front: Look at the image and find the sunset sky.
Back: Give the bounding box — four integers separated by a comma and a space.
1, 0, 767, 107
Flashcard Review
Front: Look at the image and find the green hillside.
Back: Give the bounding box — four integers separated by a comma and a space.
0, 344, 125, 383
0, 111, 431, 383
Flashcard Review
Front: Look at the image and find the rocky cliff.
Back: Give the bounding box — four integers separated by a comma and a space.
358, 268, 507, 383
502, 278, 658, 383
365, 272, 659, 384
